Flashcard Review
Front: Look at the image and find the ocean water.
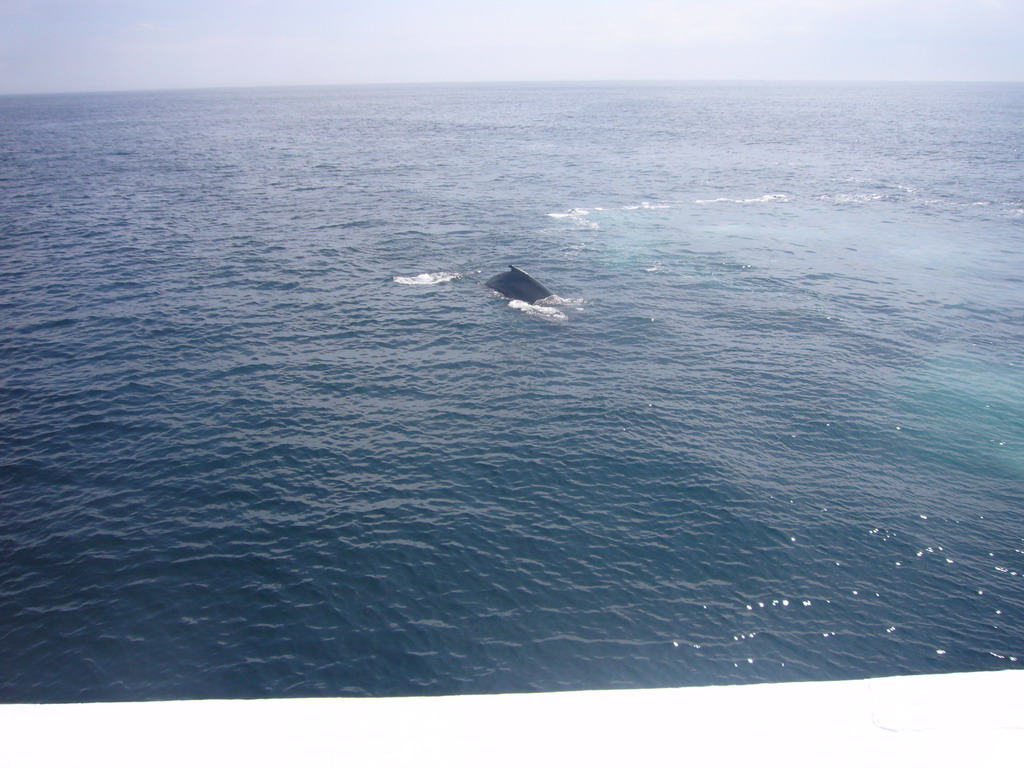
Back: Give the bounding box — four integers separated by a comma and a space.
1, 82, 1022, 703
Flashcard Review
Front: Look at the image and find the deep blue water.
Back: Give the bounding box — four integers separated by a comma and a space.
1, 82, 1022, 703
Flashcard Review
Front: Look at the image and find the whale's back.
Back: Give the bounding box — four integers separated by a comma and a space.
485, 265, 553, 304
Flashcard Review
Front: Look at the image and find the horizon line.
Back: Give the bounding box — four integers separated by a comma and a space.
3, 76, 1023, 99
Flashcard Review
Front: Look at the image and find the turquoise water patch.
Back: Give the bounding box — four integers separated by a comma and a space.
897, 354, 1024, 483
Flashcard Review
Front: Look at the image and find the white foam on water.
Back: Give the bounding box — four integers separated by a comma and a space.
393, 271, 461, 285
508, 299, 568, 322
821, 193, 887, 203
695, 194, 789, 204
537, 294, 584, 308
621, 201, 671, 210
547, 207, 591, 218
545, 207, 598, 229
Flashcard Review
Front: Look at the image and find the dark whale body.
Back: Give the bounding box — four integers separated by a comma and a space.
485, 265, 554, 304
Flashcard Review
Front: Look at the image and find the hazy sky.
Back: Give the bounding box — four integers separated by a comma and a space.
1, 0, 1022, 94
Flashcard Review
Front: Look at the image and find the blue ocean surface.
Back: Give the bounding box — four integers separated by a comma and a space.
1, 82, 1022, 702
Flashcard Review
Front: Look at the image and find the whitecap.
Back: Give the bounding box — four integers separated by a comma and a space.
821, 193, 886, 203
393, 271, 461, 285
621, 201, 671, 210
695, 194, 789, 204
744, 193, 789, 203
545, 208, 599, 229
547, 207, 590, 218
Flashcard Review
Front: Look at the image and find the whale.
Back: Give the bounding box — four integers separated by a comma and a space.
485, 265, 554, 304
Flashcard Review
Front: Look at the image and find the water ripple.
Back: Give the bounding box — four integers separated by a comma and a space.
2, 83, 1023, 702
